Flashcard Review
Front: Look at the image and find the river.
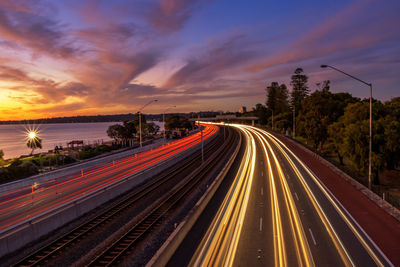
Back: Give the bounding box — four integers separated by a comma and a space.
0, 121, 164, 160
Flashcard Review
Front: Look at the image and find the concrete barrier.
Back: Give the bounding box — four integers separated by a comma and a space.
147, 129, 242, 267
0, 128, 217, 258
0, 137, 180, 194
276, 133, 400, 222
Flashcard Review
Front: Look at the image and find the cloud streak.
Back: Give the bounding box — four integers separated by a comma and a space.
0, 0, 399, 119
0, 5, 79, 59
164, 34, 258, 88
249, 1, 400, 72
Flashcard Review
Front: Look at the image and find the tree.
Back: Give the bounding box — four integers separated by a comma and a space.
316, 80, 330, 91
165, 115, 182, 130
290, 68, 309, 112
107, 121, 136, 145
107, 124, 125, 141
276, 84, 290, 114
27, 137, 42, 155
252, 104, 268, 125
266, 82, 289, 115
297, 87, 353, 150
266, 82, 279, 113
0, 150, 3, 160
381, 117, 400, 169
181, 119, 193, 130
165, 115, 193, 131
121, 120, 136, 139
145, 122, 160, 136
328, 100, 391, 184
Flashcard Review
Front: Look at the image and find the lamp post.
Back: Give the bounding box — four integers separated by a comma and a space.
138, 99, 158, 148
31, 182, 38, 207
163, 105, 176, 141
271, 109, 274, 130
321, 64, 373, 189
293, 105, 295, 138
265, 107, 274, 130
197, 115, 204, 163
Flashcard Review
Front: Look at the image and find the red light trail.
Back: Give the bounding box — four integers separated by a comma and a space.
0, 124, 217, 231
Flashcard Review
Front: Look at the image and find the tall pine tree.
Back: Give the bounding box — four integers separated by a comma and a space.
266, 82, 279, 113
266, 82, 289, 115
290, 68, 309, 112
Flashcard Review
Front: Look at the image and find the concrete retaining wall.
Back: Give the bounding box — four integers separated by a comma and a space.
0, 137, 180, 194
277, 133, 400, 222
0, 129, 217, 258
147, 129, 242, 267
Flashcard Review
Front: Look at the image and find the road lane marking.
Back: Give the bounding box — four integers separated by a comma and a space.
260, 217, 263, 231
255, 127, 355, 266
309, 228, 317, 245
261, 187, 263, 196
294, 192, 299, 201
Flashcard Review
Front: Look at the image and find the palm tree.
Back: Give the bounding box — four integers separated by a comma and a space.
27, 137, 42, 155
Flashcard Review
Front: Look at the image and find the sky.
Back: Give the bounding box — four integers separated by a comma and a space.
0, 0, 399, 120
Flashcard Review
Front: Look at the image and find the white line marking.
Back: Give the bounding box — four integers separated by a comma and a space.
261, 187, 263, 195
309, 228, 317, 245
259, 217, 263, 231
294, 192, 299, 201
263, 130, 393, 265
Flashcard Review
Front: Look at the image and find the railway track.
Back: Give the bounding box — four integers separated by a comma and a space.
13, 126, 237, 267
87, 127, 238, 266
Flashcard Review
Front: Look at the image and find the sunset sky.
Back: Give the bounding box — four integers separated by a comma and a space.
0, 0, 399, 120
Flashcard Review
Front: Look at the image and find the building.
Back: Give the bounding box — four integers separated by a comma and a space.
239, 106, 247, 113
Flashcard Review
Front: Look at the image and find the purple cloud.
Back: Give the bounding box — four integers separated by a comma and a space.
164, 34, 258, 88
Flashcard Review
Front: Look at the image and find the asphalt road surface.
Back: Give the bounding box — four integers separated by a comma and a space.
191, 124, 392, 266
0, 125, 217, 233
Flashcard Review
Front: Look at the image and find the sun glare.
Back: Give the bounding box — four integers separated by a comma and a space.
23, 124, 41, 143
28, 131, 36, 139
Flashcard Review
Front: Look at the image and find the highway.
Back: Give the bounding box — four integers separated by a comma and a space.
0, 125, 217, 233
191, 124, 392, 266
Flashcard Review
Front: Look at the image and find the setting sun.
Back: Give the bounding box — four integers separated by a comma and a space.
28, 131, 36, 139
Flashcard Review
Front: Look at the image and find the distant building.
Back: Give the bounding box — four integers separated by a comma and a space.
239, 106, 247, 113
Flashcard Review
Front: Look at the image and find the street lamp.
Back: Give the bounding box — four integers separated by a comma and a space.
266, 107, 274, 130
31, 182, 38, 207
321, 64, 373, 189
138, 99, 158, 147
163, 105, 176, 141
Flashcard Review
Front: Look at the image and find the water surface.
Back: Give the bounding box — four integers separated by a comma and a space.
0, 121, 164, 159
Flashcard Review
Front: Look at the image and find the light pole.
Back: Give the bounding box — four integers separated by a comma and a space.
271, 109, 274, 130
293, 105, 295, 138
321, 64, 373, 189
163, 105, 176, 141
266, 107, 274, 130
197, 115, 204, 163
138, 99, 158, 147
31, 182, 38, 207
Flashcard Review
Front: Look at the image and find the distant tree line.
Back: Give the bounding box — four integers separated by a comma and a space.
0, 112, 222, 125
254, 68, 400, 184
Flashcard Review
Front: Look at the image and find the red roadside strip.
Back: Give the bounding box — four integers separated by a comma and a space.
273, 133, 400, 265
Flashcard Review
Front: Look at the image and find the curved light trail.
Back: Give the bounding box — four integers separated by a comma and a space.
191, 126, 255, 266
191, 123, 391, 267
0, 124, 217, 232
